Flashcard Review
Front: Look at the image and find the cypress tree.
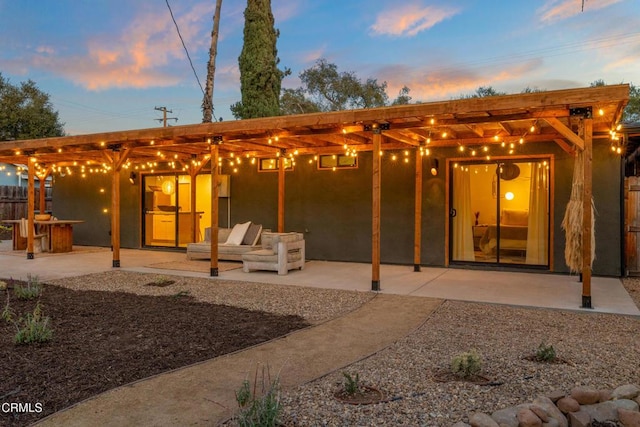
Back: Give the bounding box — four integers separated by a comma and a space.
230, 0, 288, 119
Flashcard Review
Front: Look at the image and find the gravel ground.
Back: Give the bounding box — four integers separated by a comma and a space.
277, 280, 640, 427
47, 270, 374, 324
48, 272, 640, 426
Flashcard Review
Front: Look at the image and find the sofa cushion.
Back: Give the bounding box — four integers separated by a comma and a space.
225, 221, 251, 245
242, 223, 262, 246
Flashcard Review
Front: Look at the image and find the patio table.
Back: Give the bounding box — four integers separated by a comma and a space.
2, 219, 84, 253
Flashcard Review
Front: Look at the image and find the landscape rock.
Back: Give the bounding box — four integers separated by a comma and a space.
599, 389, 613, 403
530, 404, 550, 422
491, 406, 518, 427
532, 396, 568, 427
469, 412, 500, 427
541, 418, 560, 427
556, 396, 580, 414
547, 390, 566, 403
618, 407, 640, 427
611, 399, 640, 412
612, 384, 640, 401
582, 401, 618, 423
570, 386, 600, 405
567, 410, 591, 427
517, 407, 542, 427
451, 422, 471, 427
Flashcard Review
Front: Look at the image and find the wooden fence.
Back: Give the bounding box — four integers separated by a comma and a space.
0, 185, 52, 220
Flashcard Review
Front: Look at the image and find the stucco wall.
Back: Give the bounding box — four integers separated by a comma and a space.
51, 139, 622, 276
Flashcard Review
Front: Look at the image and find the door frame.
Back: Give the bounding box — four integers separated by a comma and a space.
444, 154, 555, 270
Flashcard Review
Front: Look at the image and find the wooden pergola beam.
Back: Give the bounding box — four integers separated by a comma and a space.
543, 117, 584, 150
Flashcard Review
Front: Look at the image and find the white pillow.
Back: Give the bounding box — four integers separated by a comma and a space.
224, 221, 251, 245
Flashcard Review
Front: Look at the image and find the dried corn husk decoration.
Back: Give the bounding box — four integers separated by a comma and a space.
561, 150, 595, 273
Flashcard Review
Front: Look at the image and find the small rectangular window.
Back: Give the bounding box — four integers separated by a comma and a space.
318, 154, 357, 170
258, 158, 293, 172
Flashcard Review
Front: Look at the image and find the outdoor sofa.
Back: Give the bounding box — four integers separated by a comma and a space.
186, 221, 263, 261
242, 231, 305, 275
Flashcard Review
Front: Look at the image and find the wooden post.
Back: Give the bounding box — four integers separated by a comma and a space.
190, 169, 198, 243
278, 152, 285, 232
27, 157, 35, 259
111, 149, 121, 268
581, 118, 593, 308
210, 142, 220, 276
414, 148, 423, 271
372, 131, 382, 291
38, 174, 46, 214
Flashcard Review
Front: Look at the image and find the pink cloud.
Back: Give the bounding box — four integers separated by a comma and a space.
378, 59, 544, 100
537, 0, 623, 24
370, 3, 460, 37
28, 2, 215, 90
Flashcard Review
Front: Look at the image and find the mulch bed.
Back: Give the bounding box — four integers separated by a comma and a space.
0, 280, 310, 427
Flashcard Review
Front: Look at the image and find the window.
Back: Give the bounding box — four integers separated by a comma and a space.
318, 154, 357, 170
258, 158, 293, 172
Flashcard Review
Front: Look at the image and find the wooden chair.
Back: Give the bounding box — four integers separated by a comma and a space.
19, 218, 47, 253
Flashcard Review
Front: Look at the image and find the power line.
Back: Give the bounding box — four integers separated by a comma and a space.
165, 0, 205, 95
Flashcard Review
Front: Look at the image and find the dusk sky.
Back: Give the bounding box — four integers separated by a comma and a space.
1, 0, 638, 136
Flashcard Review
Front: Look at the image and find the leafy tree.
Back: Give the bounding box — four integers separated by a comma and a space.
280, 59, 411, 114
458, 86, 507, 99
0, 73, 65, 140
296, 59, 388, 111
591, 80, 639, 123
230, 0, 289, 119
279, 88, 321, 115
623, 84, 639, 123
391, 86, 412, 106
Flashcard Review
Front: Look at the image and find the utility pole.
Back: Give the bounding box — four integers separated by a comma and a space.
203, 0, 223, 123
154, 106, 178, 127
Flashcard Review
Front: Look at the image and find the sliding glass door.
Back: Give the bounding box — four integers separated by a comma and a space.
450, 159, 550, 267
142, 174, 196, 248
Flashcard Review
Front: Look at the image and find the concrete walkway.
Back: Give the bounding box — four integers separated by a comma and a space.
35, 294, 441, 426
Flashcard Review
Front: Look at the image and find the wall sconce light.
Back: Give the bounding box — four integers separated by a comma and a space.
430, 158, 439, 176
505, 191, 515, 201
129, 171, 137, 185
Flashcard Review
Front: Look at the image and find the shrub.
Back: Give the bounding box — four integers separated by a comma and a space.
14, 302, 53, 344
14, 275, 42, 300
235, 365, 281, 427
535, 342, 557, 362
342, 371, 362, 396
451, 349, 483, 378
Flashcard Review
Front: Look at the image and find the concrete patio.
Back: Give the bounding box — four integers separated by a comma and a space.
1, 240, 638, 316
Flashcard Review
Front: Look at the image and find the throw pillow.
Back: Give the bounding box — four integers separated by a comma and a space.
242, 223, 262, 246
225, 221, 251, 245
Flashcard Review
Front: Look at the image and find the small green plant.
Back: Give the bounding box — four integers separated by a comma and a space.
535, 342, 557, 362
14, 275, 42, 300
342, 371, 362, 396
235, 365, 281, 427
2, 292, 14, 323
172, 290, 190, 299
0, 280, 7, 291
14, 302, 53, 344
451, 349, 483, 379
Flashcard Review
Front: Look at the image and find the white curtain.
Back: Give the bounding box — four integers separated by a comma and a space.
526, 162, 548, 264
452, 167, 475, 261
